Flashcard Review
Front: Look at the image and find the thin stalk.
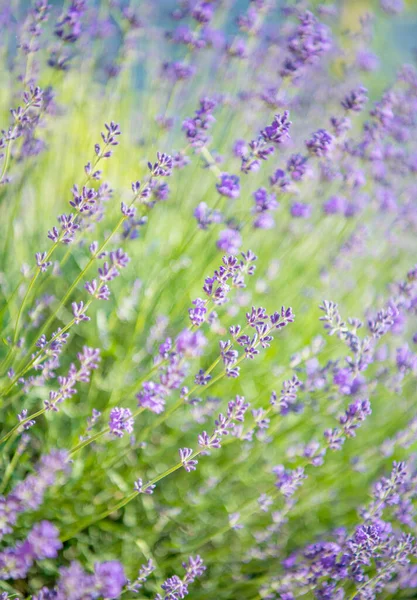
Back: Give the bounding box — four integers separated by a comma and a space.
60, 450, 201, 542
0, 408, 46, 445
11, 241, 60, 345
0, 438, 27, 494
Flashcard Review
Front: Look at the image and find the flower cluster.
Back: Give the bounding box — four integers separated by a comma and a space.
44, 346, 100, 412
0, 2, 416, 599
0, 451, 69, 540
182, 97, 217, 149
240, 111, 292, 174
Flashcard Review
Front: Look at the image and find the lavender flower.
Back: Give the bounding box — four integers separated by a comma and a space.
179, 448, 198, 472
260, 111, 291, 145
216, 173, 240, 199
217, 229, 242, 254
273, 465, 307, 497
305, 129, 333, 157
0, 451, 69, 541
134, 478, 155, 495
108, 407, 134, 438
94, 561, 126, 599
136, 381, 167, 414
341, 86, 368, 113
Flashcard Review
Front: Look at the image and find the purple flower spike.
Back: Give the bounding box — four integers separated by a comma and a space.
108, 407, 134, 438
94, 561, 126, 599
134, 478, 155, 495
217, 228, 242, 254
179, 448, 198, 472
305, 129, 333, 157
216, 173, 240, 199
72, 301, 90, 324
35, 252, 52, 272
260, 111, 291, 145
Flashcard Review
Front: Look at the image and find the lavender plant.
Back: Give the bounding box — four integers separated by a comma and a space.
0, 1, 416, 599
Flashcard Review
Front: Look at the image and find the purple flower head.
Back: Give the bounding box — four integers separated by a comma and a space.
246, 306, 268, 328
396, 345, 417, 373
194, 202, 222, 230
260, 111, 291, 145
254, 212, 275, 229
216, 173, 240, 199
77, 346, 101, 372
324, 428, 345, 451
198, 431, 221, 449
183, 97, 217, 148
0, 463, 66, 547
192, 2, 214, 23
287, 153, 308, 181
286, 11, 332, 70
110, 248, 130, 270
279, 375, 301, 415
160, 574, 188, 598
162, 61, 196, 82
134, 478, 155, 495
357, 50, 380, 72
54, 0, 86, 43
291, 201, 311, 218
25, 521, 62, 560
54, 561, 94, 597
323, 195, 347, 215
172, 152, 190, 169
258, 493, 274, 512
137, 381, 166, 414
194, 369, 211, 386
227, 37, 248, 58
85, 279, 110, 300
183, 555, 206, 583
380, 0, 404, 14
108, 407, 134, 438
72, 301, 90, 324
273, 465, 307, 497
233, 139, 248, 157
179, 448, 198, 472
227, 395, 250, 422
305, 129, 333, 157
270, 306, 295, 329
269, 168, 291, 192
51, 213, 79, 244
176, 329, 207, 357
330, 116, 351, 137
35, 252, 52, 272
372, 461, 408, 506
253, 187, 278, 212
339, 399, 371, 437
98, 261, 119, 282
188, 298, 207, 326
94, 561, 126, 599
214, 412, 234, 436
217, 228, 242, 255
148, 152, 173, 177
18, 409, 36, 431
341, 86, 368, 113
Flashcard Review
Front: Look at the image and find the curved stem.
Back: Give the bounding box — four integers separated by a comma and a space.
0, 408, 46, 445
0, 140, 13, 184
200, 146, 222, 178
60, 451, 201, 542
0, 311, 81, 399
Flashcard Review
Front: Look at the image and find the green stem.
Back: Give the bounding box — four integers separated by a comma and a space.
0, 408, 46, 445
60, 451, 201, 542
200, 146, 222, 178
0, 311, 81, 400
0, 140, 13, 184
0, 437, 28, 494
